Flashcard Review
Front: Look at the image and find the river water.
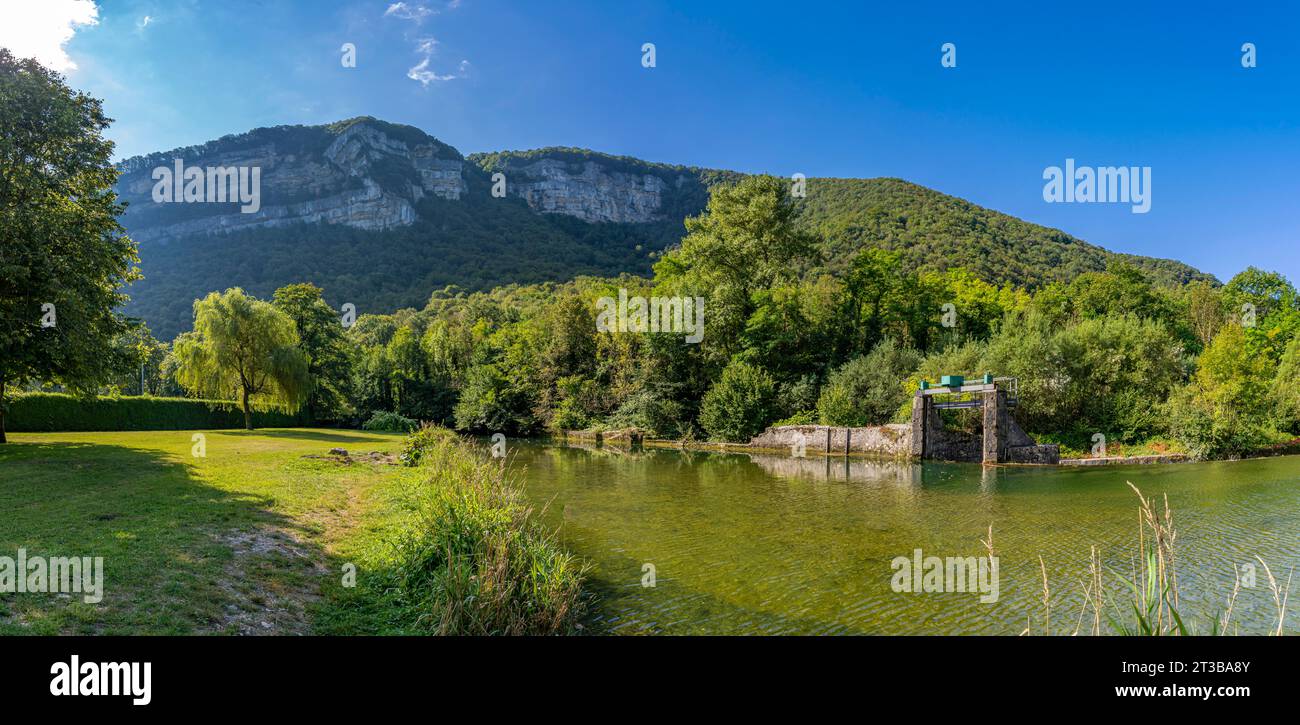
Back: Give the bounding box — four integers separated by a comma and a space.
514, 442, 1300, 635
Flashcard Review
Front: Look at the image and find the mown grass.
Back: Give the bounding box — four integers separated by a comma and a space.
0, 428, 420, 635
318, 427, 588, 635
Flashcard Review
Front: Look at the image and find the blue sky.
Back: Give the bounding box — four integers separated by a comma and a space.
8, 0, 1300, 283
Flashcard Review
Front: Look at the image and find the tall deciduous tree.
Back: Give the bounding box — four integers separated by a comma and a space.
0, 50, 140, 443
653, 175, 817, 367
172, 288, 310, 430
272, 283, 353, 421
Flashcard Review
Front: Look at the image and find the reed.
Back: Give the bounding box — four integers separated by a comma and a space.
1022, 482, 1292, 636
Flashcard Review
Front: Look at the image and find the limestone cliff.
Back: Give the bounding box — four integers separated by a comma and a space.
115, 119, 715, 245
115, 117, 469, 243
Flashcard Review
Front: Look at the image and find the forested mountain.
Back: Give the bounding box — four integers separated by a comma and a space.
113, 117, 1212, 339
797, 178, 1212, 288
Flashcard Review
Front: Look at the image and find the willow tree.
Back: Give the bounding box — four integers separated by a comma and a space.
172, 288, 311, 430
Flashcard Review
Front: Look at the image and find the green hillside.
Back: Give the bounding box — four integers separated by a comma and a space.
798, 178, 1211, 288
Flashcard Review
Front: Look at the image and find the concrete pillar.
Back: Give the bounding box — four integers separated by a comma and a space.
982, 389, 1005, 464
910, 393, 927, 459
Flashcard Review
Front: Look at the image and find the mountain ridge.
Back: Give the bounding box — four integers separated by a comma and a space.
112, 117, 1215, 340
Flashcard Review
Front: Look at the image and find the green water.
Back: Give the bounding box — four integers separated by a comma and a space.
515, 442, 1300, 635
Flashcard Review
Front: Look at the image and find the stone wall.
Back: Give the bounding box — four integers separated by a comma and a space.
748, 424, 912, 458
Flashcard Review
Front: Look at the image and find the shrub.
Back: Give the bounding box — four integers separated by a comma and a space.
775, 374, 820, 419
548, 375, 597, 431
817, 338, 921, 426
5, 392, 311, 432
605, 389, 688, 438
698, 360, 778, 442
982, 312, 1185, 447
362, 410, 418, 433
381, 432, 587, 634
771, 410, 816, 427
399, 423, 456, 466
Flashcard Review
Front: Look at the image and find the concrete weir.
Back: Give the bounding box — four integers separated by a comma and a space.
746, 379, 1058, 465
909, 381, 1059, 464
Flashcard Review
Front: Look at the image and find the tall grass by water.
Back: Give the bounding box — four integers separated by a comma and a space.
1021, 482, 1292, 636
376, 427, 587, 635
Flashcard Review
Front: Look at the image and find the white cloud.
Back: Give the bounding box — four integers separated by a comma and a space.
385, 0, 468, 87
407, 58, 468, 87
384, 2, 434, 22
0, 0, 100, 71
137, 15, 153, 31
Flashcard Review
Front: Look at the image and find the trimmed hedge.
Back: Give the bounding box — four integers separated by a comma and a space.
4, 392, 312, 432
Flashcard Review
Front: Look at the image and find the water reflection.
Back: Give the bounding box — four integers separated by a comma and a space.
746, 452, 922, 488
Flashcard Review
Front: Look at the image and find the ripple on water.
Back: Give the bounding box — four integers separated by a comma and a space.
522, 445, 1300, 635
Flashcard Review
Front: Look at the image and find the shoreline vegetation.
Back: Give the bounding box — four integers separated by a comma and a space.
327, 426, 589, 635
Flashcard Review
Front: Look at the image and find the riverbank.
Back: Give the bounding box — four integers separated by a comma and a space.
556, 428, 1210, 467
0, 428, 586, 636
322, 427, 587, 635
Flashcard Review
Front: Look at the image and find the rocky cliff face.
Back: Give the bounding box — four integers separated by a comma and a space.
115, 118, 702, 244
115, 118, 470, 243
497, 158, 670, 223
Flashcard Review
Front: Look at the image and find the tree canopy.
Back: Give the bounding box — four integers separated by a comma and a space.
0, 49, 139, 443
172, 288, 310, 429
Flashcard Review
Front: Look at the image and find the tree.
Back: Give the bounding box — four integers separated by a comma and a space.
0, 50, 140, 443
1065, 263, 1172, 324
272, 283, 354, 421
839, 249, 903, 357
698, 360, 778, 442
1170, 324, 1277, 459
1186, 280, 1225, 348
453, 362, 535, 434
1271, 335, 1300, 434
653, 175, 817, 366
172, 289, 310, 430
1223, 268, 1300, 361
106, 322, 172, 396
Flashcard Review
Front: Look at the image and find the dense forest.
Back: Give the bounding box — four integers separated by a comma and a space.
92, 175, 1300, 460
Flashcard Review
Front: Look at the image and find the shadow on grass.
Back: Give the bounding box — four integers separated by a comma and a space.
0, 440, 345, 636
220, 428, 400, 445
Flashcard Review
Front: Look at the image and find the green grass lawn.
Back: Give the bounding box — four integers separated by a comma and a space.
0, 428, 424, 635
